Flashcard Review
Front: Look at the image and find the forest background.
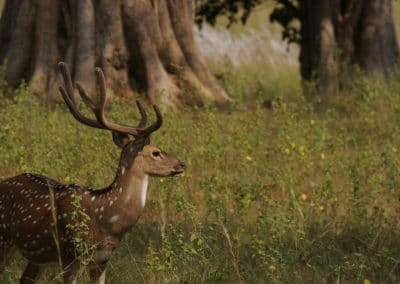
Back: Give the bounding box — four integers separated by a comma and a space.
1, 1, 400, 283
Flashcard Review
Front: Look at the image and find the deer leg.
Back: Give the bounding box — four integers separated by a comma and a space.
89, 263, 107, 284
62, 261, 78, 284
20, 262, 42, 284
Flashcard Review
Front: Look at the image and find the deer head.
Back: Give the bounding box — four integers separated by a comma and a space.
58, 62, 186, 179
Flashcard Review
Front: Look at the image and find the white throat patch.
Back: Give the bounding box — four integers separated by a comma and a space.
141, 175, 149, 207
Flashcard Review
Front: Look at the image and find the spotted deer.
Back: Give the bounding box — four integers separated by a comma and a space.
0, 62, 185, 283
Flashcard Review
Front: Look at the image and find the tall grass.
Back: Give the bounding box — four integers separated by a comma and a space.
194, 23, 298, 69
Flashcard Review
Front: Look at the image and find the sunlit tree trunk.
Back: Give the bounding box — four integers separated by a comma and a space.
0, 0, 229, 108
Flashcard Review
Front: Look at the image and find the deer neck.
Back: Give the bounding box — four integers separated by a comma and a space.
92, 163, 150, 236
116, 166, 149, 209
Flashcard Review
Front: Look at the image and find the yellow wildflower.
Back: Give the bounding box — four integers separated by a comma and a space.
300, 193, 307, 201
299, 145, 306, 155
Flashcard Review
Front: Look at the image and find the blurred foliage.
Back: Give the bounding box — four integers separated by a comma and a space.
269, 0, 300, 44
195, 0, 301, 44
1, 61, 400, 282
195, 0, 265, 27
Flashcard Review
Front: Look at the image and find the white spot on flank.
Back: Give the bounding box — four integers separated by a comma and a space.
121, 167, 125, 175
109, 215, 120, 223
141, 175, 149, 207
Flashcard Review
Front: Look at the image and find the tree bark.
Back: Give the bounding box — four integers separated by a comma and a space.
0, 0, 229, 108
31, 0, 59, 99
355, 0, 400, 78
167, 0, 228, 102
95, 0, 131, 99
0, 0, 36, 86
300, 0, 337, 95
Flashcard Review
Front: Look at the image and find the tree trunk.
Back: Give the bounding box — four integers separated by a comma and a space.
355, 0, 400, 78
299, 0, 399, 94
0, 0, 229, 108
300, 0, 337, 96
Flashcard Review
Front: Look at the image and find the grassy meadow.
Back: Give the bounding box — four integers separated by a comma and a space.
1, 4, 400, 284
1, 62, 400, 283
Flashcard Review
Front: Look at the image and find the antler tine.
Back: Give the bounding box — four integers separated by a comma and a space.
58, 62, 104, 129
58, 62, 76, 104
135, 100, 147, 128
76, 82, 97, 110
94, 68, 142, 136
140, 105, 163, 135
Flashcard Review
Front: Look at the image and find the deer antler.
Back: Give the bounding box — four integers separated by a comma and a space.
58, 62, 162, 137
58, 62, 103, 129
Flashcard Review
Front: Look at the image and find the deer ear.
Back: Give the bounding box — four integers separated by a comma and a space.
112, 132, 130, 148
133, 136, 149, 149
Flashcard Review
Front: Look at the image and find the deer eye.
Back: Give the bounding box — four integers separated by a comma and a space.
152, 151, 161, 157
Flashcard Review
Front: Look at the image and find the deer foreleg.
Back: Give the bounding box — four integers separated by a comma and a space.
20, 262, 42, 284
62, 261, 79, 284
89, 263, 107, 284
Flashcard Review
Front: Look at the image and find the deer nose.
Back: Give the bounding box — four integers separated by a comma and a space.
175, 161, 186, 170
